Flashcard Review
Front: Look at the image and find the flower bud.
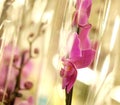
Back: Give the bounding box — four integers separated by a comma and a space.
24, 81, 33, 90
34, 48, 39, 54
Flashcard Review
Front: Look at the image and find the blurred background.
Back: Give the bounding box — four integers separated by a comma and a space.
0, 0, 120, 105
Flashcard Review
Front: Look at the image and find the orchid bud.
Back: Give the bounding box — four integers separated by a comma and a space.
24, 81, 33, 90
34, 48, 39, 54
13, 55, 19, 63
29, 33, 34, 38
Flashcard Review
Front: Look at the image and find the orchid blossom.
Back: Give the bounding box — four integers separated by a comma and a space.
0, 44, 33, 90
60, 24, 95, 93
0, 44, 19, 92
0, 44, 33, 105
60, 58, 77, 93
72, 0, 92, 26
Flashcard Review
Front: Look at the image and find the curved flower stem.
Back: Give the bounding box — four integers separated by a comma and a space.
15, 54, 25, 90
65, 87, 73, 105
9, 53, 25, 105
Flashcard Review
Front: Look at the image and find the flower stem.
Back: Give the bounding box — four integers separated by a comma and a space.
9, 53, 25, 105
77, 27, 80, 34
65, 87, 73, 105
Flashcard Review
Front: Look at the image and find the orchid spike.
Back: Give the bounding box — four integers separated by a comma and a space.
60, 32, 95, 93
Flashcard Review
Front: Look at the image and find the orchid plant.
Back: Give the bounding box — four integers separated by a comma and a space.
0, 33, 39, 105
60, 0, 96, 105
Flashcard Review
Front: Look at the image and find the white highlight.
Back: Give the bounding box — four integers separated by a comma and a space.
110, 15, 120, 51
100, 54, 110, 80
77, 68, 97, 85
111, 86, 120, 103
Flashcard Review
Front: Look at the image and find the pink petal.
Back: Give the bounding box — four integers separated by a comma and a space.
77, 0, 92, 16
62, 59, 77, 76
86, 3, 92, 17
62, 77, 69, 89
67, 32, 81, 59
3, 43, 19, 61
66, 70, 77, 93
61, 60, 77, 93
22, 61, 33, 77
78, 24, 92, 49
0, 66, 8, 88
81, 0, 92, 17
73, 0, 92, 26
71, 49, 95, 69
72, 10, 89, 26
60, 68, 65, 77
78, 12, 88, 26
28, 96, 34, 104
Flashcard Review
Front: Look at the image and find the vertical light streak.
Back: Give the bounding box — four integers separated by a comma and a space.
100, 0, 111, 37
100, 54, 110, 80
95, 54, 110, 97
31, 0, 47, 23
110, 15, 120, 51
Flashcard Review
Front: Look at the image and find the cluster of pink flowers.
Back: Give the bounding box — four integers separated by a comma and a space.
60, 0, 95, 94
0, 43, 34, 105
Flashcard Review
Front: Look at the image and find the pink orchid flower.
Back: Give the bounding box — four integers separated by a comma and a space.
60, 59, 77, 93
68, 24, 95, 68
72, 0, 92, 26
0, 44, 19, 92
60, 25, 95, 93
0, 44, 33, 93
20, 50, 33, 89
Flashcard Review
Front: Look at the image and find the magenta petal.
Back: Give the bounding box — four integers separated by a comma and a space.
66, 70, 77, 93
73, 10, 89, 26
62, 77, 69, 89
22, 61, 33, 77
82, 0, 92, 8
73, 0, 92, 26
61, 60, 77, 93
79, 24, 91, 49
0, 66, 8, 88
77, 0, 92, 16
62, 58, 77, 76
71, 49, 95, 69
78, 12, 88, 26
28, 96, 34, 104
62, 70, 77, 93
60, 68, 65, 77
67, 32, 81, 59
82, 0, 92, 16
86, 4, 92, 17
